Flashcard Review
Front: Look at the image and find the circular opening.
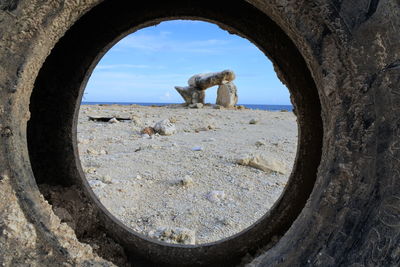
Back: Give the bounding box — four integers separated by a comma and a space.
77, 19, 297, 246
27, 0, 323, 266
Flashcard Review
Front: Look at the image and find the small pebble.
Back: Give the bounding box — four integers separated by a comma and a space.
88, 180, 106, 188
255, 140, 266, 147
180, 175, 193, 186
141, 134, 151, 139
109, 118, 119, 123
249, 119, 259, 124
192, 146, 203, 151
141, 127, 155, 136
86, 148, 98, 155
85, 167, 97, 174
101, 175, 113, 184
206, 191, 226, 202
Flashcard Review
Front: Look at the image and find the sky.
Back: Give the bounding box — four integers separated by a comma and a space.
84, 20, 291, 105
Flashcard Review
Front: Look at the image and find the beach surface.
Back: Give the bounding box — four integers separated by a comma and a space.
77, 104, 297, 244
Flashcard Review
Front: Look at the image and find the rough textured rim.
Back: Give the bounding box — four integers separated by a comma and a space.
27, 0, 322, 266
4, 0, 398, 266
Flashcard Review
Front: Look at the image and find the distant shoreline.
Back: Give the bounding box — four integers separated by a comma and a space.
81, 102, 293, 111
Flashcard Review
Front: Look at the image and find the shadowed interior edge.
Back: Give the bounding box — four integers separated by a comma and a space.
27, 0, 323, 266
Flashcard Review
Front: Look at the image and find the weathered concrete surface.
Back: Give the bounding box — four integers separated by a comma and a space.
0, 0, 116, 265
0, 0, 399, 266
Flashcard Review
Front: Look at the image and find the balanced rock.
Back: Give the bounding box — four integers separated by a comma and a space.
175, 70, 236, 105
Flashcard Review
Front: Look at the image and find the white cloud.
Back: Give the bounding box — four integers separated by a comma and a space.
96, 64, 151, 70
160, 91, 173, 101
96, 64, 166, 70
115, 32, 232, 54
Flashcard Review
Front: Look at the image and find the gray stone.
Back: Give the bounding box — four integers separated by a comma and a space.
153, 119, 177, 136
216, 82, 238, 108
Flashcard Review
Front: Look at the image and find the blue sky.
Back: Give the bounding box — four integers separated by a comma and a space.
84, 20, 291, 105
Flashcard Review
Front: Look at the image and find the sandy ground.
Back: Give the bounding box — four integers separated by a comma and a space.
77, 104, 297, 245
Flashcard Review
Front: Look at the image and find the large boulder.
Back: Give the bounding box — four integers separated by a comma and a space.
216, 82, 238, 108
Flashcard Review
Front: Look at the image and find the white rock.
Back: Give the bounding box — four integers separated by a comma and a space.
85, 167, 97, 174
249, 119, 259, 124
150, 227, 196, 245
236, 154, 287, 174
153, 119, 177, 136
141, 134, 151, 139
255, 140, 266, 147
101, 175, 113, 184
86, 148, 98, 155
189, 103, 204, 109
180, 175, 193, 186
99, 149, 107, 155
88, 180, 106, 188
206, 191, 226, 202
109, 117, 119, 123
191, 146, 203, 151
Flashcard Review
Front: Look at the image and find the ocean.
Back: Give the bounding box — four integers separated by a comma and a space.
81, 102, 293, 112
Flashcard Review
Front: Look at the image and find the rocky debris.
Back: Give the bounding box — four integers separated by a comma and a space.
194, 127, 208, 133
86, 148, 107, 155
87, 148, 98, 155
100, 175, 113, 184
88, 180, 106, 189
236, 155, 287, 174
189, 103, 203, 109
175, 70, 236, 105
255, 140, 266, 147
195, 124, 215, 132
169, 117, 178, 123
216, 82, 238, 108
236, 105, 246, 110
180, 175, 193, 186
153, 119, 177, 136
141, 134, 151, 139
141, 127, 155, 136
213, 105, 224, 110
85, 167, 97, 174
206, 191, 226, 202
249, 119, 259, 124
77, 104, 297, 245
108, 117, 119, 124
131, 116, 142, 126
148, 227, 196, 245
207, 124, 216, 130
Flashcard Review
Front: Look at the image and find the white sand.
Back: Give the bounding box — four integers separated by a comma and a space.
77, 104, 297, 244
